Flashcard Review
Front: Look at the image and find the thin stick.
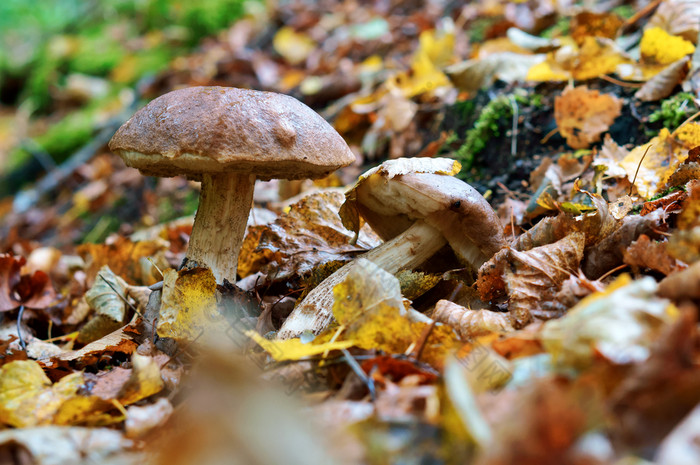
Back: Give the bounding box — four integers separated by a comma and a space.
671, 108, 700, 137
598, 264, 629, 281
341, 348, 376, 401
413, 320, 436, 364
622, 0, 662, 31
629, 145, 653, 195
17, 305, 26, 350
540, 127, 559, 144
599, 74, 643, 88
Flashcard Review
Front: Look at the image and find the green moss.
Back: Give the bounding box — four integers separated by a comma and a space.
612, 5, 636, 19
649, 92, 697, 129
541, 16, 570, 39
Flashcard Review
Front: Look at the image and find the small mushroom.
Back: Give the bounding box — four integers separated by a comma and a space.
109, 86, 355, 284
278, 157, 506, 339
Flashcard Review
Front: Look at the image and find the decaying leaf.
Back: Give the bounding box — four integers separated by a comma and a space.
623, 235, 687, 276
554, 86, 622, 149
505, 232, 586, 326
570, 11, 623, 45
641, 27, 695, 66
246, 330, 354, 362
619, 127, 694, 198
0, 427, 134, 465
433, 300, 513, 340
635, 56, 690, 102
540, 275, 677, 369
0, 254, 56, 312
0, 360, 89, 427
78, 237, 167, 286
238, 190, 381, 281
331, 259, 459, 368
157, 267, 218, 343
658, 260, 700, 299
78, 265, 129, 344
446, 53, 546, 93
649, 0, 700, 44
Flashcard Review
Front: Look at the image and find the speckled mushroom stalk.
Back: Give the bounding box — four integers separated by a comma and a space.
277, 158, 506, 339
108, 86, 355, 285
185, 173, 255, 283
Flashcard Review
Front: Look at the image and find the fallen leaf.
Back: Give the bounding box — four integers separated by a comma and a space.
0, 427, 133, 465
570, 11, 623, 45
78, 266, 129, 344
446, 53, 546, 93
272, 27, 316, 65
658, 260, 700, 300
554, 86, 622, 149
125, 397, 173, 438
156, 267, 218, 343
0, 360, 84, 427
78, 237, 167, 286
623, 235, 686, 276
331, 259, 459, 368
635, 56, 690, 101
246, 330, 354, 361
648, 0, 700, 43
238, 190, 381, 281
641, 27, 695, 66
0, 254, 56, 312
540, 275, 677, 369
433, 300, 513, 339
505, 232, 586, 325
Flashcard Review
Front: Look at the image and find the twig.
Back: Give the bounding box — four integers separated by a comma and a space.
540, 127, 559, 144
509, 95, 519, 156
599, 75, 643, 88
621, 0, 663, 31
630, 144, 653, 195
341, 348, 375, 401
17, 305, 26, 350
598, 264, 629, 281
412, 320, 436, 364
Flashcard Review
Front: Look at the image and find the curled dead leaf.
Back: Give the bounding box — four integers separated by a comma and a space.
433, 300, 513, 340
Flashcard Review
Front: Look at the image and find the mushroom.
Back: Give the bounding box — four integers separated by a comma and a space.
277, 157, 506, 339
109, 86, 355, 284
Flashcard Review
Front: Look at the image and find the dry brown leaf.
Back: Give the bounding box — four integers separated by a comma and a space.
238, 190, 380, 282
78, 237, 167, 286
505, 232, 586, 326
570, 11, 623, 46
609, 305, 700, 449
583, 209, 667, 279
648, 0, 700, 43
433, 300, 513, 340
624, 235, 687, 276
635, 56, 690, 102
0, 254, 56, 312
658, 260, 700, 299
554, 86, 622, 149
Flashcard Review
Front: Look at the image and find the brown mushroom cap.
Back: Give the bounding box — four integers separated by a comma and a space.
109, 86, 355, 181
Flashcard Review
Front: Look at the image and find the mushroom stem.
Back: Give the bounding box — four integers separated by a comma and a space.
186, 173, 255, 284
277, 220, 446, 339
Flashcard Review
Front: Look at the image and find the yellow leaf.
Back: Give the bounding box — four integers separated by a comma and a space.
641, 27, 695, 65
416, 26, 455, 68
157, 267, 219, 342
246, 331, 354, 361
526, 60, 570, 81
620, 128, 691, 198
272, 27, 316, 65
118, 353, 164, 405
0, 361, 84, 427
331, 259, 459, 368
573, 37, 631, 80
